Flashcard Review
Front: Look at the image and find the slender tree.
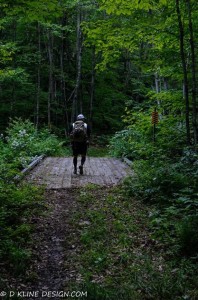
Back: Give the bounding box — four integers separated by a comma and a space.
71, 2, 83, 122
36, 22, 41, 130
89, 47, 96, 129
46, 27, 54, 129
186, 0, 197, 145
176, 0, 190, 145
60, 13, 69, 134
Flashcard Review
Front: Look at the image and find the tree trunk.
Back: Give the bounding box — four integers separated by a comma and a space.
36, 22, 41, 130
60, 12, 70, 134
47, 29, 54, 129
89, 47, 96, 130
176, 0, 191, 145
163, 78, 168, 91
71, 4, 83, 123
60, 21, 69, 135
10, 19, 17, 117
186, 0, 197, 145
155, 72, 161, 106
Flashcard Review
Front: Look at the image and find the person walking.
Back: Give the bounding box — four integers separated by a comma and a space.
70, 114, 90, 175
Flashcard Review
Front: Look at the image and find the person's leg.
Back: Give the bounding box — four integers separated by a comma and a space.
78, 143, 87, 175
73, 156, 77, 174
81, 155, 86, 165
72, 142, 78, 174
79, 154, 86, 175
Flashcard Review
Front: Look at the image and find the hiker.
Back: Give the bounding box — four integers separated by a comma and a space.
70, 114, 90, 175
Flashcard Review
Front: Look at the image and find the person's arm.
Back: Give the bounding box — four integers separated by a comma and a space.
87, 125, 91, 139
69, 124, 73, 134
69, 124, 74, 145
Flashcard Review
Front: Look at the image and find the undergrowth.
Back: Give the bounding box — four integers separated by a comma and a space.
0, 118, 70, 180
67, 185, 198, 300
0, 183, 45, 289
109, 108, 198, 260
0, 118, 63, 288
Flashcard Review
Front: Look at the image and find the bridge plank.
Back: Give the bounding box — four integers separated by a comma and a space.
25, 157, 132, 189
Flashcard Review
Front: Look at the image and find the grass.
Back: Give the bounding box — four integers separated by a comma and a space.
66, 185, 198, 300
0, 183, 45, 289
87, 146, 109, 157
60, 144, 109, 158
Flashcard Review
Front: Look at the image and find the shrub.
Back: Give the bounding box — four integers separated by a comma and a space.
109, 108, 186, 160
6, 118, 62, 158
0, 118, 67, 181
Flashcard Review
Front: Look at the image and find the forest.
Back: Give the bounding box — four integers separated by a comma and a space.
0, 0, 198, 299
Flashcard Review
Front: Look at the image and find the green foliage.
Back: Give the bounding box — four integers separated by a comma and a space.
109, 106, 186, 160
109, 128, 153, 159
124, 153, 196, 202
1, 0, 62, 21
0, 118, 65, 278
0, 42, 17, 63
88, 146, 109, 157
109, 95, 198, 259
0, 184, 44, 276
98, 0, 166, 15
123, 147, 198, 206
70, 186, 198, 300
4, 118, 65, 167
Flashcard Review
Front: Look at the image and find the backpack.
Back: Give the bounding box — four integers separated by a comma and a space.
70, 120, 87, 142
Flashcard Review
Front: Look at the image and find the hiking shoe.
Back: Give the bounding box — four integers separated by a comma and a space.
79, 165, 83, 175
74, 167, 77, 174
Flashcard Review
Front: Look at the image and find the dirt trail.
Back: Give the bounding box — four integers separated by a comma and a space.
17, 157, 132, 299
27, 189, 82, 297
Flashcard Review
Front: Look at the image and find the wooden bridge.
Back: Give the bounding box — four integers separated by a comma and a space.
25, 157, 132, 189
